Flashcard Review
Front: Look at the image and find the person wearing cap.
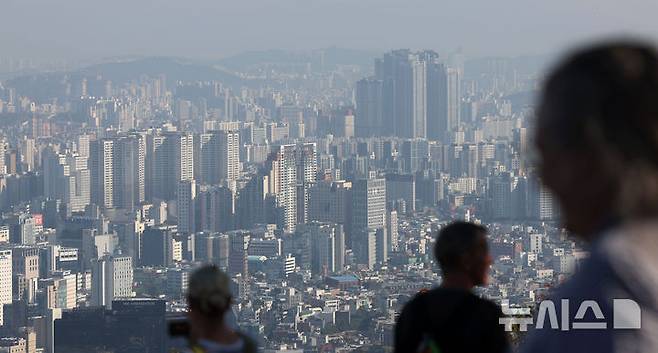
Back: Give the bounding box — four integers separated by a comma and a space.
186, 265, 257, 353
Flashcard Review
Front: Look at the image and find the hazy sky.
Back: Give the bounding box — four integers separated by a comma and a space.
2, 0, 658, 60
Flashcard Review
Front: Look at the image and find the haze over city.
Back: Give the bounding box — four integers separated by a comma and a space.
0, 1, 657, 353
2, 0, 658, 59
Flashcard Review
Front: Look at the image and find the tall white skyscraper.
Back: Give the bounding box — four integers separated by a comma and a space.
77, 134, 90, 158
412, 58, 428, 138
0, 249, 12, 326
387, 210, 399, 252
0, 139, 7, 175
91, 255, 133, 309
43, 147, 91, 213
90, 135, 145, 210
265, 143, 317, 232
295, 143, 317, 225
90, 139, 115, 208
267, 145, 297, 232
373, 50, 447, 139
529, 233, 543, 254
352, 175, 386, 268
21, 137, 36, 172
352, 176, 387, 233
43, 271, 77, 310
302, 222, 345, 275
220, 130, 240, 182
64, 154, 91, 213
527, 172, 558, 221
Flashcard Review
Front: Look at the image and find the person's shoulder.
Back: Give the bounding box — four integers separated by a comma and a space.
474, 295, 503, 314
397, 288, 451, 319
398, 289, 429, 316
425, 288, 501, 314
423, 287, 471, 298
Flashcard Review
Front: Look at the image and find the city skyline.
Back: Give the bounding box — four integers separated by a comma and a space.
0, 40, 566, 351
0, 3, 647, 350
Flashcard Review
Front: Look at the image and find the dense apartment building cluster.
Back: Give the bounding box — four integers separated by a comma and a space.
0, 50, 579, 352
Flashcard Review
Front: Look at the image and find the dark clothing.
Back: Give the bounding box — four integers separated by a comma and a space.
395, 287, 509, 353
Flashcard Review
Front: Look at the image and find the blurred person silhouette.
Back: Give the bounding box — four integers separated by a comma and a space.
395, 221, 509, 353
520, 41, 658, 353
185, 265, 257, 353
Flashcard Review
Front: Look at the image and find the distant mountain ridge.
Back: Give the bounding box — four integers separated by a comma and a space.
5, 57, 245, 102
77, 57, 243, 85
